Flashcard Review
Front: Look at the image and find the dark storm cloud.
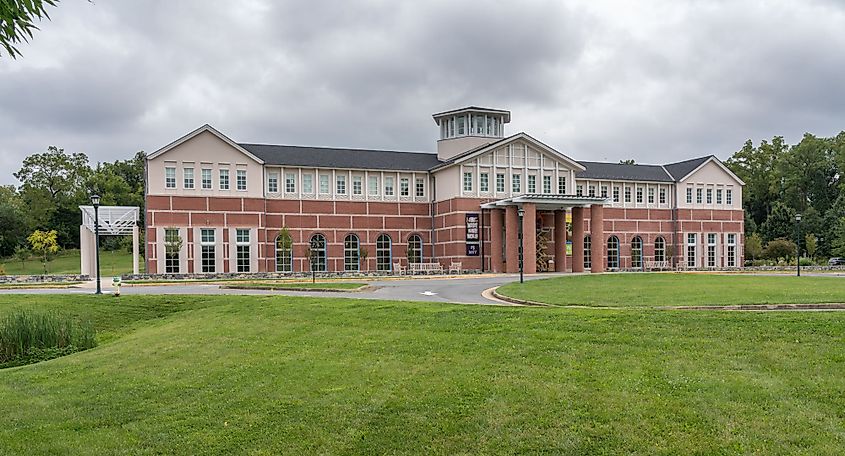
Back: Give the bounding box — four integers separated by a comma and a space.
1, 0, 845, 184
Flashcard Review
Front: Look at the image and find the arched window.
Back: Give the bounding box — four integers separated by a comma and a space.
309, 234, 327, 272
275, 231, 293, 272
654, 236, 666, 263
607, 236, 619, 270
407, 234, 423, 264
631, 236, 643, 269
344, 234, 360, 271
376, 234, 392, 271
584, 235, 592, 270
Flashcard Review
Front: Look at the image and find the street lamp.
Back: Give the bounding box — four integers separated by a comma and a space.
517, 208, 525, 284
91, 194, 102, 294
795, 213, 802, 277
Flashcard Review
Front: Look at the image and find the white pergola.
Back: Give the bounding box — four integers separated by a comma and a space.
79, 206, 140, 276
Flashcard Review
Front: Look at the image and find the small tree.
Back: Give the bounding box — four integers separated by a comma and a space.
304, 244, 316, 283
359, 246, 369, 272
765, 238, 797, 262
27, 229, 59, 274
745, 233, 763, 261
14, 245, 29, 269
805, 234, 818, 260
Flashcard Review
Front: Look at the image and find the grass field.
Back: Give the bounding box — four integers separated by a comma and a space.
0, 249, 143, 276
1, 291, 845, 454
498, 273, 845, 307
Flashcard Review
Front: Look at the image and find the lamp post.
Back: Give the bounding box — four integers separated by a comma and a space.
91, 194, 102, 294
795, 213, 802, 277
518, 208, 525, 284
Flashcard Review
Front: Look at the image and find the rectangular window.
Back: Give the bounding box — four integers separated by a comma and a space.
648, 187, 655, 204
183, 167, 194, 189
543, 175, 552, 194
528, 175, 536, 193
319, 174, 329, 194
696, 188, 703, 204
707, 233, 717, 268
659, 187, 667, 204
354, 176, 364, 195
368, 175, 379, 196
336, 175, 346, 194
716, 189, 723, 204
480, 173, 489, 192
706, 188, 713, 204
268, 172, 279, 193
415, 178, 425, 197
588, 185, 596, 197
200, 228, 215, 273
286, 173, 296, 193
399, 177, 409, 196
687, 233, 697, 268
457, 116, 465, 135
497, 173, 506, 193
558, 176, 566, 194
463, 172, 473, 192
219, 169, 229, 190
165, 167, 176, 189
384, 176, 394, 196
236, 229, 250, 273
726, 189, 733, 205
613, 186, 620, 203
624, 186, 632, 203
302, 173, 313, 193
686, 187, 693, 204
600, 185, 608, 198
201, 168, 212, 189
236, 170, 247, 191
164, 228, 180, 274
636, 187, 643, 203
727, 233, 736, 267
512, 174, 521, 193
576, 184, 583, 196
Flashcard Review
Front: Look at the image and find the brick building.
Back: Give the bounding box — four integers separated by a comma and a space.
144, 106, 744, 275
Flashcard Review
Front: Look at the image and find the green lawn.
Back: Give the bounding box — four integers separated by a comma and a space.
223, 281, 367, 291
498, 273, 845, 307
0, 249, 143, 276
1, 293, 844, 454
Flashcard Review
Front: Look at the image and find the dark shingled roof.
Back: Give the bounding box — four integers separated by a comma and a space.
576, 161, 674, 182
663, 155, 713, 181
238, 143, 442, 172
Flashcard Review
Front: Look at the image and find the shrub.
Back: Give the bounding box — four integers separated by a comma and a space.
0, 310, 97, 366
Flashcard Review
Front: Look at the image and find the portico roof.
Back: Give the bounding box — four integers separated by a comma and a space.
480, 194, 609, 210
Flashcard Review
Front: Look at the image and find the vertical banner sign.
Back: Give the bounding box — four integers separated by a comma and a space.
465, 213, 480, 256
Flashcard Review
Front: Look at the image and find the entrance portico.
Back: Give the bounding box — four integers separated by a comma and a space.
482, 195, 608, 274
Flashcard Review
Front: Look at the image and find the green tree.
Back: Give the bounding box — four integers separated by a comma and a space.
0, 0, 57, 59
778, 133, 839, 215
745, 233, 763, 261
805, 234, 818, 260
765, 238, 796, 262
760, 202, 796, 242
27, 229, 59, 274
14, 246, 29, 269
726, 137, 787, 230
0, 185, 28, 256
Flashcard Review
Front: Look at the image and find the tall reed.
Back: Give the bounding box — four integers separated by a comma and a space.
0, 310, 97, 365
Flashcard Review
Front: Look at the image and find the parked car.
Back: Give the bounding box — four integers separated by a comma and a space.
829, 257, 845, 266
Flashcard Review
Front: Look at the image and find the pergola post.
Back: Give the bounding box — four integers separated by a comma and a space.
590, 204, 605, 273
505, 206, 519, 273
522, 203, 537, 274
554, 210, 567, 272
490, 209, 504, 272
132, 225, 140, 275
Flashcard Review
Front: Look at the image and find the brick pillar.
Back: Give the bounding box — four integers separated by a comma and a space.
572, 207, 585, 273
590, 204, 605, 273
554, 210, 567, 272
505, 206, 519, 273
490, 209, 504, 273
522, 203, 537, 274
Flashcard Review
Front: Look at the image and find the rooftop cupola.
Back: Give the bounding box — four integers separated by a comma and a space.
433, 106, 511, 160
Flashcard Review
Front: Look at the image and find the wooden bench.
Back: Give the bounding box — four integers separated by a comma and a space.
409, 262, 444, 275
644, 260, 670, 271
392, 262, 406, 276
448, 262, 462, 274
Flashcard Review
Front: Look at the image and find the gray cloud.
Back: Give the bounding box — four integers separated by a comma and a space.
2, 0, 845, 184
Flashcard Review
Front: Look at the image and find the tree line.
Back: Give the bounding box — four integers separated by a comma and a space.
0, 147, 145, 259
726, 131, 845, 263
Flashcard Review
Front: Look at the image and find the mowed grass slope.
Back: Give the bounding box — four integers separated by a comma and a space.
1, 249, 143, 276
1, 294, 844, 454
498, 273, 845, 307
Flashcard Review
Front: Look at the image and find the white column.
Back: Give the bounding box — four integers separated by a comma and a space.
132, 225, 140, 275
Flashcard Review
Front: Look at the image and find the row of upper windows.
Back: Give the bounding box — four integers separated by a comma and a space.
440, 114, 504, 139
575, 183, 668, 205
268, 172, 426, 197
462, 171, 567, 194
685, 186, 733, 205
165, 166, 246, 191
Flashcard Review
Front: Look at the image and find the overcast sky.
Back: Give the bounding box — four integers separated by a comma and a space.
2, 0, 845, 185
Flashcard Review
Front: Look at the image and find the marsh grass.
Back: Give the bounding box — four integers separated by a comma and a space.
0, 310, 97, 367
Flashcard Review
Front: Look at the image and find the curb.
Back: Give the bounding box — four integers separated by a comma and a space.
491, 288, 551, 307
667, 303, 845, 311
220, 284, 372, 293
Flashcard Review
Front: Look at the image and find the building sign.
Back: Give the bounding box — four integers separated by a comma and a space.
466, 213, 480, 256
